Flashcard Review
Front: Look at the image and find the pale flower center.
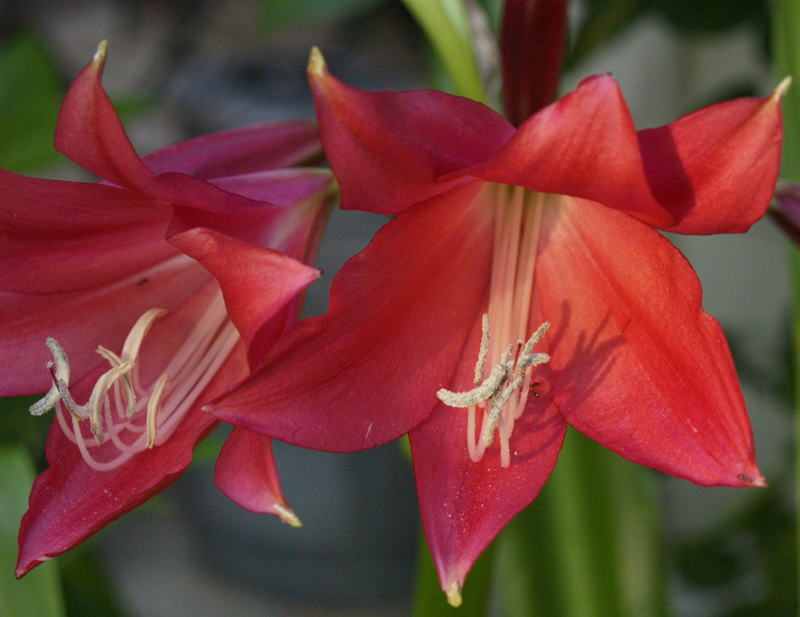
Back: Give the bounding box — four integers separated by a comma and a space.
437, 184, 550, 468
30, 289, 238, 471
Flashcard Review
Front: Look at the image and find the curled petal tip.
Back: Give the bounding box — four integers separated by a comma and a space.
773, 76, 792, 101
93, 40, 108, 67
739, 472, 768, 488
307, 46, 327, 80
274, 504, 302, 528
446, 582, 463, 607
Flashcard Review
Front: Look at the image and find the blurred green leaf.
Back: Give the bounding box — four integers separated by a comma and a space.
0, 446, 65, 617
0, 33, 65, 173
497, 429, 667, 617
652, 0, 767, 33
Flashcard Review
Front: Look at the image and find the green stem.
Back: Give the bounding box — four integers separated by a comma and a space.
400, 0, 489, 103
771, 2, 800, 612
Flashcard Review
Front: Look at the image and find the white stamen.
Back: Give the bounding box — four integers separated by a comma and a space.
28, 289, 233, 471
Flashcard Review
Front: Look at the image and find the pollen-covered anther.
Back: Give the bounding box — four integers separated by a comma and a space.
436, 314, 550, 466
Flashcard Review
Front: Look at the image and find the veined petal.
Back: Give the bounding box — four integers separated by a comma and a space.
0, 169, 174, 294
16, 339, 249, 578
0, 255, 208, 396
308, 49, 514, 215
410, 312, 566, 600
142, 120, 322, 179
465, 75, 783, 233
208, 181, 494, 451
168, 227, 321, 366
214, 427, 299, 525
537, 196, 762, 487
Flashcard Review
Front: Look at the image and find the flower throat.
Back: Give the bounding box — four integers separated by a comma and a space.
438, 185, 550, 468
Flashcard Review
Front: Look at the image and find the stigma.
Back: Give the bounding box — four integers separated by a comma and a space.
438, 315, 550, 467
29, 291, 237, 471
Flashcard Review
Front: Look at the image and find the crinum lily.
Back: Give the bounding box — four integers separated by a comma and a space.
208, 40, 785, 602
1, 42, 337, 577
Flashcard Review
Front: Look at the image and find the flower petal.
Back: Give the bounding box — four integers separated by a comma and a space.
208, 181, 494, 451
168, 227, 321, 365
410, 313, 566, 599
56, 44, 285, 214
0, 255, 208, 396
142, 120, 322, 179
0, 169, 174, 294
214, 427, 299, 525
466, 75, 783, 233
537, 196, 762, 487
308, 49, 514, 215
16, 336, 249, 578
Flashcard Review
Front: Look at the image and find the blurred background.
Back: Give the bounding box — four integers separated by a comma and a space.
0, 0, 794, 615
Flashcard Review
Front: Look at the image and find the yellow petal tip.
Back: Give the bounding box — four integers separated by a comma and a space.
446, 582, 462, 607
94, 40, 108, 66
773, 76, 792, 101
275, 504, 302, 528
307, 46, 327, 80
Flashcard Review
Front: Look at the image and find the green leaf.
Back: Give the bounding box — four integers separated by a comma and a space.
258, 0, 390, 31
0, 33, 65, 173
497, 429, 667, 617
401, 0, 488, 104
0, 446, 65, 617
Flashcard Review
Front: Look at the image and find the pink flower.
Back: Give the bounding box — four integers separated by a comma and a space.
1, 42, 336, 577
209, 49, 785, 603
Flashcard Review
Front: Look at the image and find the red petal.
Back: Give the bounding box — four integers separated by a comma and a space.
0, 169, 173, 294
466, 75, 782, 233
308, 50, 514, 215
56, 45, 283, 214
141, 120, 321, 179
214, 427, 298, 524
208, 181, 494, 450
639, 90, 783, 234
0, 256, 209, 396
501, 0, 568, 125
410, 313, 566, 597
536, 196, 762, 487
16, 336, 249, 577
168, 227, 320, 365
54, 43, 156, 189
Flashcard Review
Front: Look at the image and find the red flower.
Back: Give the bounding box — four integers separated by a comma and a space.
1, 43, 336, 577
209, 49, 785, 603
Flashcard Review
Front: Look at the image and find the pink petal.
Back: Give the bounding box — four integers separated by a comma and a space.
168, 227, 321, 365
409, 313, 566, 598
536, 196, 762, 487
214, 427, 297, 523
501, 0, 568, 125
142, 120, 321, 179
465, 75, 782, 233
0, 255, 209, 396
309, 50, 514, 215
0, 169, 174, 294
54, 43, 156, 190
16, 336, 249, 577
208, 181, 494, 451
55, 45, 287, 214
